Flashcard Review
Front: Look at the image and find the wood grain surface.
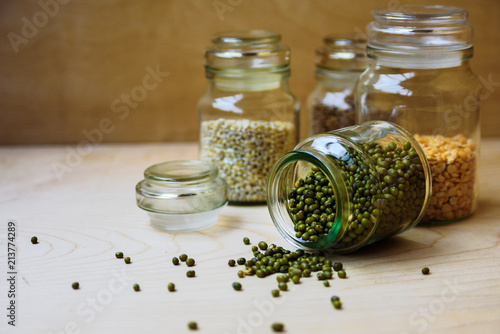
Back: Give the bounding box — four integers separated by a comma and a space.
0, 141, 499, 333
0, 0, 499, 145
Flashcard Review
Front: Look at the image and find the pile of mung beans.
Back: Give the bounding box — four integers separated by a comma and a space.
232, 240, 347, 294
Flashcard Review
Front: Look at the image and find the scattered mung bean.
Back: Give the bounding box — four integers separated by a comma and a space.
271, 322, 285, 332
331, 296, 342, 309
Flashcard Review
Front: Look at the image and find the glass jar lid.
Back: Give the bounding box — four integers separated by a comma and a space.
316, 34, 367, 71
136, 160, 228, 232
205, 30, 290, 72
367, 5, 473, 51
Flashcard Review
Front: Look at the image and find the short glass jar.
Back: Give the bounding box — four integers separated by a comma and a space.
356, 5, 480, 224
198, 30, 299, 204
136, 160, 228, 231
307, 34, 367, 135
267, 121, 431, 253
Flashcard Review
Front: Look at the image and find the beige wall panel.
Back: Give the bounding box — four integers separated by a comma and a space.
0, 0, 499, 144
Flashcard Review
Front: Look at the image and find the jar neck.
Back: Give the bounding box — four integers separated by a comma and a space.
367, 46, 473, 69
315, 67, 363, 87
206, 67, 291, 92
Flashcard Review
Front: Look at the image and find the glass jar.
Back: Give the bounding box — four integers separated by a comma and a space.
267, 121, 431, 253
198, 30, 299, 204
136, 160, 228, 231
307, 34, 367, 135
356, 5, 480, 224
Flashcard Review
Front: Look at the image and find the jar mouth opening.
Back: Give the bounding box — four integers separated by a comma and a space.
267, 149, 351, 252
211, 30, 281, 47
145, 160, 218, 185
323, 33, 367, 47
373, 5, 468, 24
205, 65, 290, 75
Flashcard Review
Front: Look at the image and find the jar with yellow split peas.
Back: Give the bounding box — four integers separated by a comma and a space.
356, 5, 480, 224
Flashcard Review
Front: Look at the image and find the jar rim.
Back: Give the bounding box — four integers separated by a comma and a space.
267, 149, 349, 252
368, 5, 473, 52
211, 30, 281, 47
205, 30, 290, 70
373, 5, 468, 24
144, 160, 218, 185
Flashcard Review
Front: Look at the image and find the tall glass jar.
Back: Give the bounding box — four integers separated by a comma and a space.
307, 34, 367, 135
267, 121, 431, 254
199, 30, 299, 204
356, 5, 480, 224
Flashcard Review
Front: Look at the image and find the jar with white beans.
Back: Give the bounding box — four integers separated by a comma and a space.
198, 30, 299, 204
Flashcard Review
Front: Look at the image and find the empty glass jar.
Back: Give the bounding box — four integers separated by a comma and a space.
136, 160, 228, 231
198, 30, 299, 204
356, 5, 480, 224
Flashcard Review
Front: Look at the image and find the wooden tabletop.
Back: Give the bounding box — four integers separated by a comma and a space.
1, 141, 499, 334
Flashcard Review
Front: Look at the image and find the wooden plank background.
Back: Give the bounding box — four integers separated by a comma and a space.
0, 0, 499, 145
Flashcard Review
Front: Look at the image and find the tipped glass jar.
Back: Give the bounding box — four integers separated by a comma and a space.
356, 5, 480, 224
198, 30, 299, 204
307, 34, 367, 135
267, 121, 431, 253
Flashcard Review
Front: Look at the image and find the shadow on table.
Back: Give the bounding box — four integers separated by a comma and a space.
473, 197, 498, 218
337, 235, 427, 260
